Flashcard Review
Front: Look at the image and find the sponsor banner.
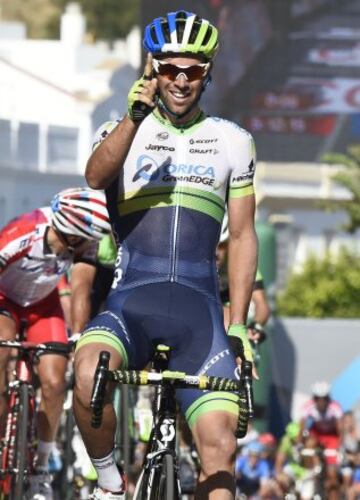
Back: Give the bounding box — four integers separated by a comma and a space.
291, 27, 360, 41
291, 0, 329, 18
252, 91, 316, 111
308, 44, 360, 67
244, 115, 336, 136
287, 77, 360, 113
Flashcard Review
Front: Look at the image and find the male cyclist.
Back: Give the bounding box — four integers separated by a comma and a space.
300, 381, 344, 500
73, 10, 257, 500
0, 187, 111, 499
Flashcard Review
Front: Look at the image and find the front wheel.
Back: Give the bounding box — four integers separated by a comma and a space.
134, 453, 179, 500
10, 383, 30, 500
156, 453, 177, 500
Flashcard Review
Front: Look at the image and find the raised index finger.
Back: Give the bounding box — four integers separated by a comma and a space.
143, 53, 153, 81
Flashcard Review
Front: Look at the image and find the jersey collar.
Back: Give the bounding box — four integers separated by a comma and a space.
152, 107, 206, 134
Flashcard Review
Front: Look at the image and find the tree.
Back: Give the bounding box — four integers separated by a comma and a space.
52, 0, 140, 41
1, 0, 140, 41
322, 145, 360, 233
1, 0, 59, 39
276, 248, 360, 318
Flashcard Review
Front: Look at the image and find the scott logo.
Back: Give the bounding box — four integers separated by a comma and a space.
189, 138, 218, 144
160, 419, 176, 444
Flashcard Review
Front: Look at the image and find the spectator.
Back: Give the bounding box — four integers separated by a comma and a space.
258, 432, 277, 472
341, 410, 360, 494
236, 440, 273, 498
347, 446, 360, 500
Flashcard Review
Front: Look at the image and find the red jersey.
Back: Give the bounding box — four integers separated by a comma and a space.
0, 208, 97, 307
301, 399, 343, 436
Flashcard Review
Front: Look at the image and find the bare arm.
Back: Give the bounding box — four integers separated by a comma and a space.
227, 195, 258, 325
70, 262, 96, 333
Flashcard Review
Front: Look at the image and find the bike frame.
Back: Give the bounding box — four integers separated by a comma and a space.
91, 346, 253, 499
0, 336, 72, 498
0, 343, 37, 496
138, 348, 181, 497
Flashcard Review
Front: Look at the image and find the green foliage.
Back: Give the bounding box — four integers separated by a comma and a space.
1, 0, 140, 40
1, 0, 60, 39
322, 146, 360, 233
277, 248, 360, 318
52, 0, 140, 41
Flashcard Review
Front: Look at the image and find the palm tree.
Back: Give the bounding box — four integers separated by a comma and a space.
322, 145, 360, 233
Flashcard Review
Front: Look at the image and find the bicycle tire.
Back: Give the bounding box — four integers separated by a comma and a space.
59, 408, 75, 499
155, 453, 176, 500
10, 383, 29, 500
134, 453, 179, 500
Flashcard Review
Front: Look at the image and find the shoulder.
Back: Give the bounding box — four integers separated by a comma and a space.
206, 116, 254, 141
301, 399, 315, 415
0, 209, 48, 267
1, 208, 47, 239
329, 400, 343, 416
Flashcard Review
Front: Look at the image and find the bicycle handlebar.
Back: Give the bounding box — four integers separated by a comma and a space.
108, 368, 241, 391
90, 350, 254, 437
0, 339, 75, 356
90, 351, 110, 428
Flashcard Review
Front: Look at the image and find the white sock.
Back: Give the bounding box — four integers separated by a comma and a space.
35, 440, 55, 470
91, 451, 123, 492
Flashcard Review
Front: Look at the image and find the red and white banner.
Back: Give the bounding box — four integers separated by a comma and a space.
286, 77, 360, 113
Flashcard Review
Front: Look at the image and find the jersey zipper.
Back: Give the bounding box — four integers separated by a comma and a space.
170, 130, 185, 281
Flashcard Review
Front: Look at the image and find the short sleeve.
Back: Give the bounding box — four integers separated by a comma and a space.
228, 130, 256, 199
92, 120, 120, 151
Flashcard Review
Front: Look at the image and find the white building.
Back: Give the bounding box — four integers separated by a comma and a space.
0, 3, 139, 225
0, 3, 358, 289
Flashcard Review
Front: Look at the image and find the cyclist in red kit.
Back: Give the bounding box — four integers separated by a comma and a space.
0, 187, 111, 499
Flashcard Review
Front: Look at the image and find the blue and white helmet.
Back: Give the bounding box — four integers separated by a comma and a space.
143, 10, 219, 61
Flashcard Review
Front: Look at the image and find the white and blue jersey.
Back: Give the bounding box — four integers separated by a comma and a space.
79, 108, 256, 426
